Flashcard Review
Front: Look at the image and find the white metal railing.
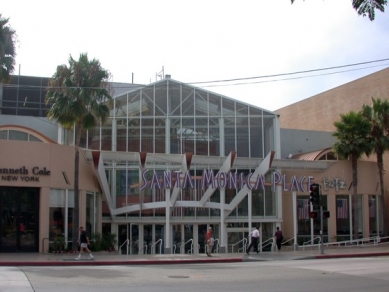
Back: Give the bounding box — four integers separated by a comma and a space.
181, 239, 193, 254
172, 244, 177, 254
213, 238, 219, 253
150, 239, 163, 254
302, 236, 321, 250
281, 237, 295, 247
232, 238, 247, 253
205, 238, 219, 254
260, 237, 275, 252
301, 235, 388, 251
119, 239, 129, 255
324, 235, 383, 248
138, 244, 148, 254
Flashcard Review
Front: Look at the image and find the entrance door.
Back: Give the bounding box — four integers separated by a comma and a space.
0, 187, 39, 252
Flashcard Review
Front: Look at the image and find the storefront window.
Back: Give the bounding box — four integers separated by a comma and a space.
86, 192, 98, 237
297, 196, 311, 243
336, 195, 350, 241
49, 189, 74, 250
369, 195, 379, 236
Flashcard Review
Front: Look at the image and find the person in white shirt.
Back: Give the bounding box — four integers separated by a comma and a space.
246, 227, 260, 254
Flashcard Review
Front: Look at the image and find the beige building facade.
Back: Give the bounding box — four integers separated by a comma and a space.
275, 67, 389, 240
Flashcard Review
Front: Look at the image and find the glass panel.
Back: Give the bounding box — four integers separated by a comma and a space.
297, 196, 310, 244
169, 83, 181, 116
101, 125, 112, 151
130, 224, 139, 254
172, 224, 182, 254
155, 118, 166, 154
155, 82, 167, 115
170, 118, 181, 154
181, 118, 194, 153
209, 117, 220, 156
0, 187, 39, 252
237, 116, 249, 157
116, 121, 127, 151
352, 194, 363, 239
263, 115, 275, 155
222, 98, 235, 117
250, 116, 263, 158
86, 193, 96, 236
0, 130, 7, 140
194, 90, 208, 116
195, 117, 209, 155
141, 87, 155, 117
128, 118, 140, 152
141, 118, 154, 152
143, 224, 152, 254
264, 185, 275, 216
181, 86, 194, 116
9, 130, 28, 141
336, 195, 350, 241
29, 135, 42, 142
252, 189, 264, 216
208, 93, 221, 116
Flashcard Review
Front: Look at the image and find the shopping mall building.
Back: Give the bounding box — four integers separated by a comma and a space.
0, 70, 385, 253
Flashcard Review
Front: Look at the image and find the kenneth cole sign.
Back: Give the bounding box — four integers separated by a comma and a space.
0, 166, 51, 182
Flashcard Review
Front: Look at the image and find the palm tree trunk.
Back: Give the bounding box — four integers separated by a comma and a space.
352, 157, 359, 240
377, 153, 387, 235
72, 125, 82, 251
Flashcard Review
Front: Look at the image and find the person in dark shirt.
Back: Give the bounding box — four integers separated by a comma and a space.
75, 226, 94, 260
274, 227, 283, 251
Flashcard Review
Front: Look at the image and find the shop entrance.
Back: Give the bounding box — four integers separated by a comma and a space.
0, 187, 40, 252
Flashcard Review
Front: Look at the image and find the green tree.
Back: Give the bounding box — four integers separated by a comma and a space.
333, 111, 373, 240
361, 98, 389, 236
0, 14, 16, 83
291, 0, 387, 21
45, 53, 112, 250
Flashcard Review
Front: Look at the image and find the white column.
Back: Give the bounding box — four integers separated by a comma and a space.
193, 225, 199, 254
248, 189, 252, 244
165, 188, 171, 253
181, 225, 185, 254
220, 188, 227, 253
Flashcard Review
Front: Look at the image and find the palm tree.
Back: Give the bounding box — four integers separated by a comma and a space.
290, 0, 386, 21
361, 98, 389, 236
0, 14, 16, 83
333, 111, 373, 240
45, 53, 112, 251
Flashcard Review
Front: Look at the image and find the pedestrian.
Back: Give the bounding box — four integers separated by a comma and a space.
75, 226, 94, 260
206, 226, 214, 257
274, 227, 283, 251
246, 226, 260, 255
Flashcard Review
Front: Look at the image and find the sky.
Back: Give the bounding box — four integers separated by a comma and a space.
2, 0, 389, 111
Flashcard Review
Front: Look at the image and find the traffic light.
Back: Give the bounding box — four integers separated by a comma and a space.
310, 211, 319, 219
309, 183, 320, 206
323, 211, 330, 219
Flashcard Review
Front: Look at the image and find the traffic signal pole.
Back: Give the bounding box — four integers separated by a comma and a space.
310, 183, 324, 254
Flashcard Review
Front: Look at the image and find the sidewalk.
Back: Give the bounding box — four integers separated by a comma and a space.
0, 244, 388, 266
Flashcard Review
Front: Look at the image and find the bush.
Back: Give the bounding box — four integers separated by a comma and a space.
90, 232, 117, 251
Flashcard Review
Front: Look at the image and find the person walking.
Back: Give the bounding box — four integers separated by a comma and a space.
205, 226, 214, 257
246, 227, 260, 255
75, 226, 94, 260
274, 226, 283, 251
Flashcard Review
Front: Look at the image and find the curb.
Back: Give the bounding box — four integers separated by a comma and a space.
0, 258, 243, 267
314, 252, 389, 259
